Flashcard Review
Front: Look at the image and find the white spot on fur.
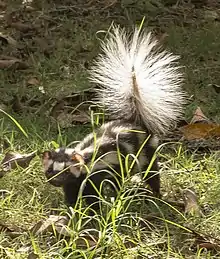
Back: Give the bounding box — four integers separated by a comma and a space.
149, 136, 159, 148
78, 146, 94, 157
75, 132, 94, 151
53, 162, 65, 171
64, 148, 75, 156
100, 121, 115, 130
111, 126, 131, 135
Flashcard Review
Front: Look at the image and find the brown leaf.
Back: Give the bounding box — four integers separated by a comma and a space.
0, 59, 29, 70
50, 100, 66, 118
186, 227, 220, 252
179, 123, 220, 140
57, 112, 90, 128
178, 107, 220, 140
192, 231, 220, 251
198, 242, 220, 250
0, 32, 17, 46
71, 113, 90, 124
30, 215, 98, 248
27, 78, 40, 86
0, 151, 37, 177
190, 107, 209, 124
10, 22, 35, 33
183, 189, 203, 216
30, 215, 69, 236
75, 234, 97, 249
0, 222, 22, 238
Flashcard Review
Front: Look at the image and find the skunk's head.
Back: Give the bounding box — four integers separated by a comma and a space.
42, 148, 85, 187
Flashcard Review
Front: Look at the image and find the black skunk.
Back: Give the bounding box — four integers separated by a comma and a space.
42, 25, 186, 212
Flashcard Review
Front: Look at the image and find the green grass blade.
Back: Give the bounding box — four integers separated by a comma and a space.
0, 109, 28, 138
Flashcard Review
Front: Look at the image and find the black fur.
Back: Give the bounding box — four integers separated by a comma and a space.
43, 120, 160, 213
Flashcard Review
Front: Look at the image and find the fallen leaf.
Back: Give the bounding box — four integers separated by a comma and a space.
27, 78, 40, 86
30, 215, 98, 248
179, 123, 220, 140
0, 32, 17, 46
190, 107, 209, 124
0, 222, 22, 238
0, 151, 37, 177
189, 228, 220, 251
50, 100, 66, 118
30, 215, 69, 236
183, 189, 203, 216
178, 107, 220, 141
211, 83, 220, 94
198, 242, 220, 250
56, 111, 90, 128
0, 59, 29, 70
71, 113, 90, 124
75, 234, 97, 249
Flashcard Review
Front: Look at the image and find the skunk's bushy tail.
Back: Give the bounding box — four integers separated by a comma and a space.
89, 25, 186, 135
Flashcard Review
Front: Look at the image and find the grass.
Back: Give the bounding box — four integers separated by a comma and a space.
1, 0, 220, 258
1, 110, 220, 258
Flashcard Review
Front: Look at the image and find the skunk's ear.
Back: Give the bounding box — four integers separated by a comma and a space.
42, 151, 52, 160
42, 151, 53, 171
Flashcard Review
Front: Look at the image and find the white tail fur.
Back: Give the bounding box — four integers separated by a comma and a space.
89, 25, 186, 135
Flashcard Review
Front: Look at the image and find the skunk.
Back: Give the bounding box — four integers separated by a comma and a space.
42, 25, 186, 212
